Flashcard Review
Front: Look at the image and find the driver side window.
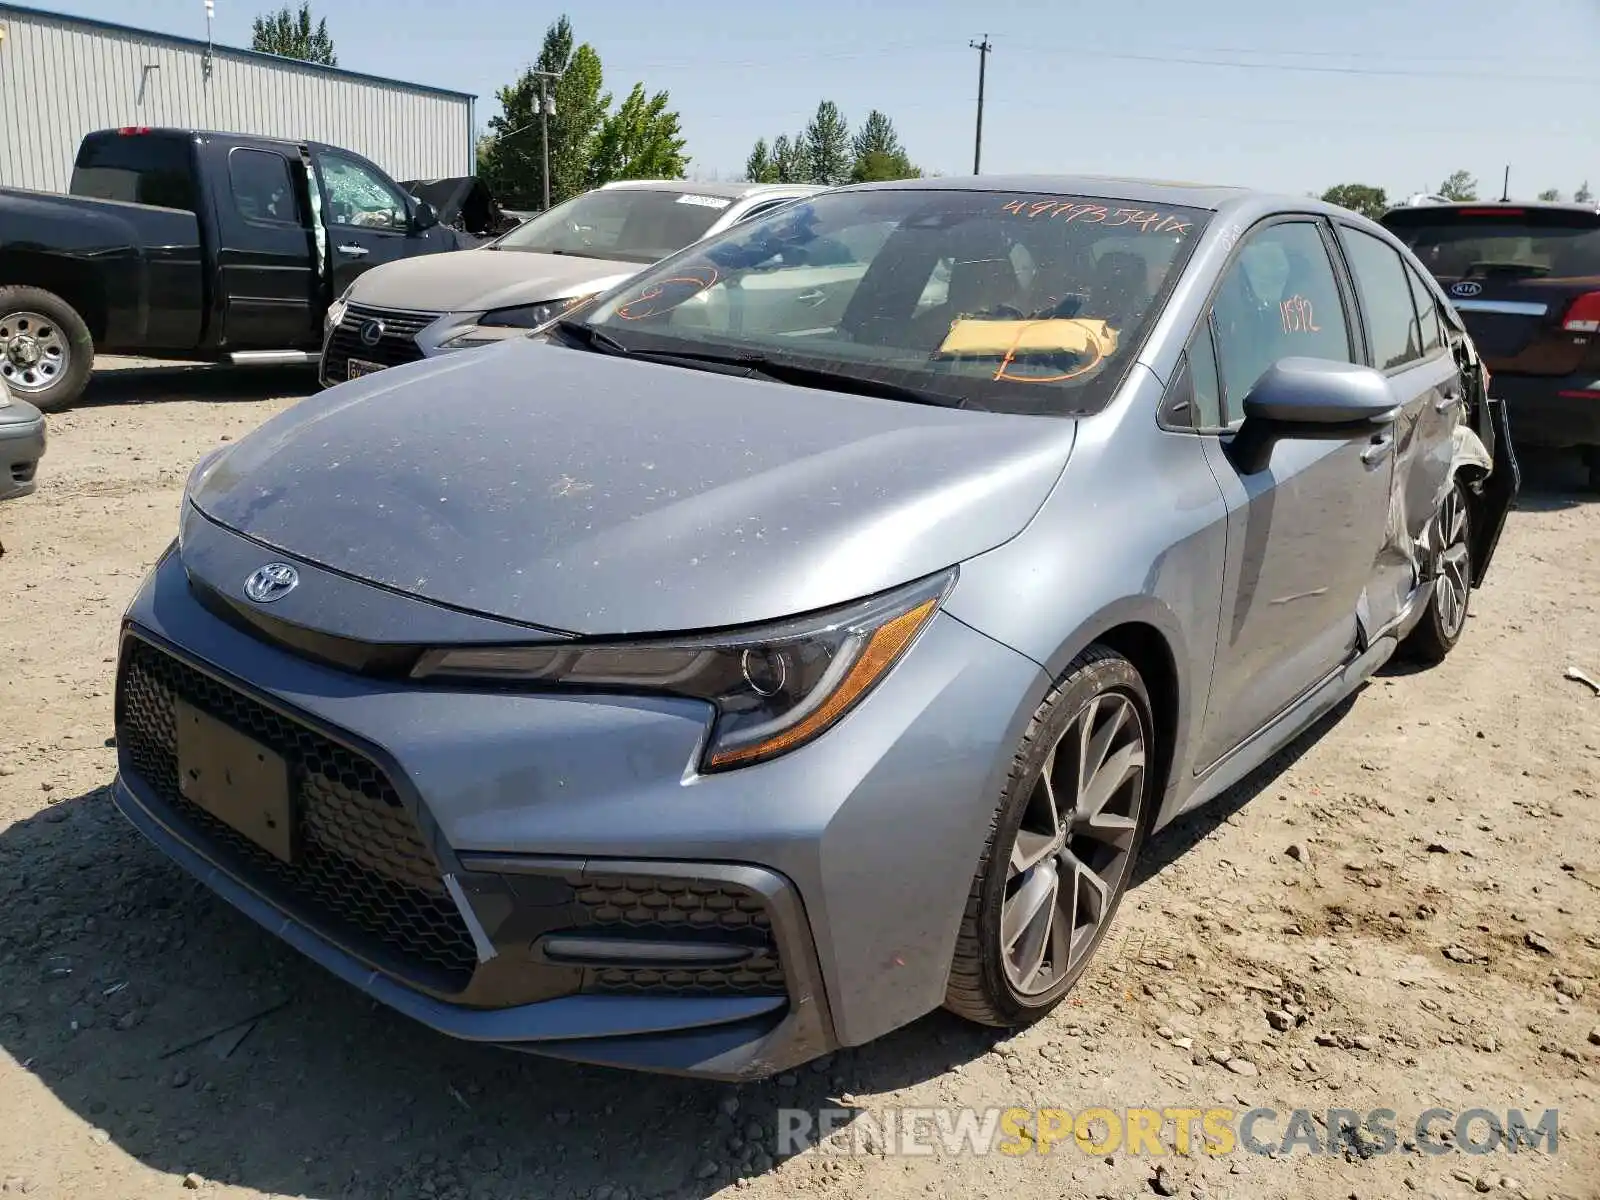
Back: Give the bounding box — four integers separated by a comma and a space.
318, 152, 409, 231
1210, 221, 1352, 423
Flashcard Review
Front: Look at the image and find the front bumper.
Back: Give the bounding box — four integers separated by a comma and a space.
1490, 372, 1600, 449
318, 303, 561, 388
113, 539, 1044, 1077
0, 399, 46, 501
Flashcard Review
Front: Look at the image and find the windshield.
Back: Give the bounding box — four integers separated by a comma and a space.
1383, 208, 1600, 282
577, 188, 1208, 415
490, 188, 733, 263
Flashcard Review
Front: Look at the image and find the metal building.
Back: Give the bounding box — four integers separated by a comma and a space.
0, 3, 474, 193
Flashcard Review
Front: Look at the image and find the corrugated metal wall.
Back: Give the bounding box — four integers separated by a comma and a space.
0, 4, 474, 193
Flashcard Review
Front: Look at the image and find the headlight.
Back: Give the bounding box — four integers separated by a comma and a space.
411, 570, 955, 771
441, 295, 598, 349
325, 284, 356, 333
177, 446, 233, 552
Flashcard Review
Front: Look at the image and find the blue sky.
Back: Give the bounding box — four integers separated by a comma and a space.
34, 0, 1600, 197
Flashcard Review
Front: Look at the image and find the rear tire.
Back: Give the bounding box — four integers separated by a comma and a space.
1402, 477, 1473, 665
0, 286, 94, 412
1583, 447, 1600, 493
944, 645, 1155, 1028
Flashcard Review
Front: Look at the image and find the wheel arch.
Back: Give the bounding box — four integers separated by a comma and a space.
1033, 596, 1194, 834
0, 252, 108, 342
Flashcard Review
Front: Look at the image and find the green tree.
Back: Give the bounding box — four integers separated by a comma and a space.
801, 101, 853, 186
1538, 188, 1563, 201
588, 83, 689, 186
851, 110, 901, 164
1577, 180, 1594, 203
851, 150, 921, 183
1438, 170, 1478, 201
1319, 183, 1389, 221
849, 110, 919, 182
250, 3, 336, 65
745, 139, 776, 184
770, 134, 803, 184
479, 17, 676, 210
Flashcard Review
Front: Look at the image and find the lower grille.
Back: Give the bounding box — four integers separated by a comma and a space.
323, 304, 438, 378
116, 638, 478, 991
575, 874, 787, 997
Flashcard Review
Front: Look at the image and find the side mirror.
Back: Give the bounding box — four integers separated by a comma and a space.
411, 200, 439, 232
1227, 357, 1398, 475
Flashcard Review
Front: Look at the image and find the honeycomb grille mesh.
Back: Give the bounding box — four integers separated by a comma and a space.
117, 639, 478, 989
575, 875, 787, 996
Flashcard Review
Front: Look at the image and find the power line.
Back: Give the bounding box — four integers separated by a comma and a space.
606, 41, 1595, 84
1003, 45, 1598, 84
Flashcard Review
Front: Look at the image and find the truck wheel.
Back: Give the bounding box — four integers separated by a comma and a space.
0, 287, 94, 413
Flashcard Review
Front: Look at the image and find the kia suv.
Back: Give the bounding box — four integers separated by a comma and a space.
1382, 200, 1600, 488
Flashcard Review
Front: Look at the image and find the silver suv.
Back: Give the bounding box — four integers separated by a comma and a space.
319, 179, 822, 386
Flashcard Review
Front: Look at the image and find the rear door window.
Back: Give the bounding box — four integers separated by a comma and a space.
1338, 227, 1423, 371
1404, 262, 1445, 355
229, 148, 302, 225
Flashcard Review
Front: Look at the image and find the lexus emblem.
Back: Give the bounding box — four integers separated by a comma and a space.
359, 318, 386, 346
1451, 281, 1483, 298
244, 562, 299, 603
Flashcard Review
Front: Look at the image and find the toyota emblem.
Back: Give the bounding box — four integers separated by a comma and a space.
359, 318, 386, 346
244, 562, 300, 603
1451, 281, 1484, 298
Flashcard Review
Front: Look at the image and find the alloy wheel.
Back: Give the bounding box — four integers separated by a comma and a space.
1434, 484, 1470, 639
999, 691, 1147, 996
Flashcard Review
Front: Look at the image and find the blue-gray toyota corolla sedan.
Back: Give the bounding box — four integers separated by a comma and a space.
113, 176, 1517, 1080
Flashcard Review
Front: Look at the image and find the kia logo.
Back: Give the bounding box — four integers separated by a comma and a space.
244, 562, 300, 603
1451, 281, 1483, 298
359, 318, 386, 346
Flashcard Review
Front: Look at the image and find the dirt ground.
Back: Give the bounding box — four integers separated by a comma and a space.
1, 358, 1597, 1200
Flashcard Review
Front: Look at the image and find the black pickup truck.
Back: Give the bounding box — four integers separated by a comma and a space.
0, 127, 467, 410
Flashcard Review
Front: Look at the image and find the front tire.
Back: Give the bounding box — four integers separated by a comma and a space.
0, 286, 94, 412
1402, 477, 1473, 664
944, 645, 1155, 1028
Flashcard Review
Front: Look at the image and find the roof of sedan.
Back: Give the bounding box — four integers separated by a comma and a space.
597, 179, 825, 199
845, 174, 1261, 211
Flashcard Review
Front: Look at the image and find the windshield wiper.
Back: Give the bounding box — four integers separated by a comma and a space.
620, 347, 967, 408
552, 319, 631, 356
551, 327, 964, 407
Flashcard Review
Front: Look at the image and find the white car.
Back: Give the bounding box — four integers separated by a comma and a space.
319, 179, 823, 386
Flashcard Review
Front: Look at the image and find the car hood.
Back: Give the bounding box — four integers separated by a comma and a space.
348, 249, 639, 313
188, 341, 1077, 635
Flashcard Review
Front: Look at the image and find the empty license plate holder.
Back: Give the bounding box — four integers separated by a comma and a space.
175, 699, 295, 863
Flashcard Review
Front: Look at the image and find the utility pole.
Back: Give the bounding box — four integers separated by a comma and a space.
202, 0, 214, 81
969, 35, 992, 176
533, 70, 560, 211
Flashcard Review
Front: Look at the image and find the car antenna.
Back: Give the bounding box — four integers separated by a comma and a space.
1500, 166, 1511, 203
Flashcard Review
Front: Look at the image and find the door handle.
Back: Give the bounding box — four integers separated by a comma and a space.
795, 289, 827, 307
336, 243, 370, 257
1435, 391, 1460, 412
1360, 435, 1394, 466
